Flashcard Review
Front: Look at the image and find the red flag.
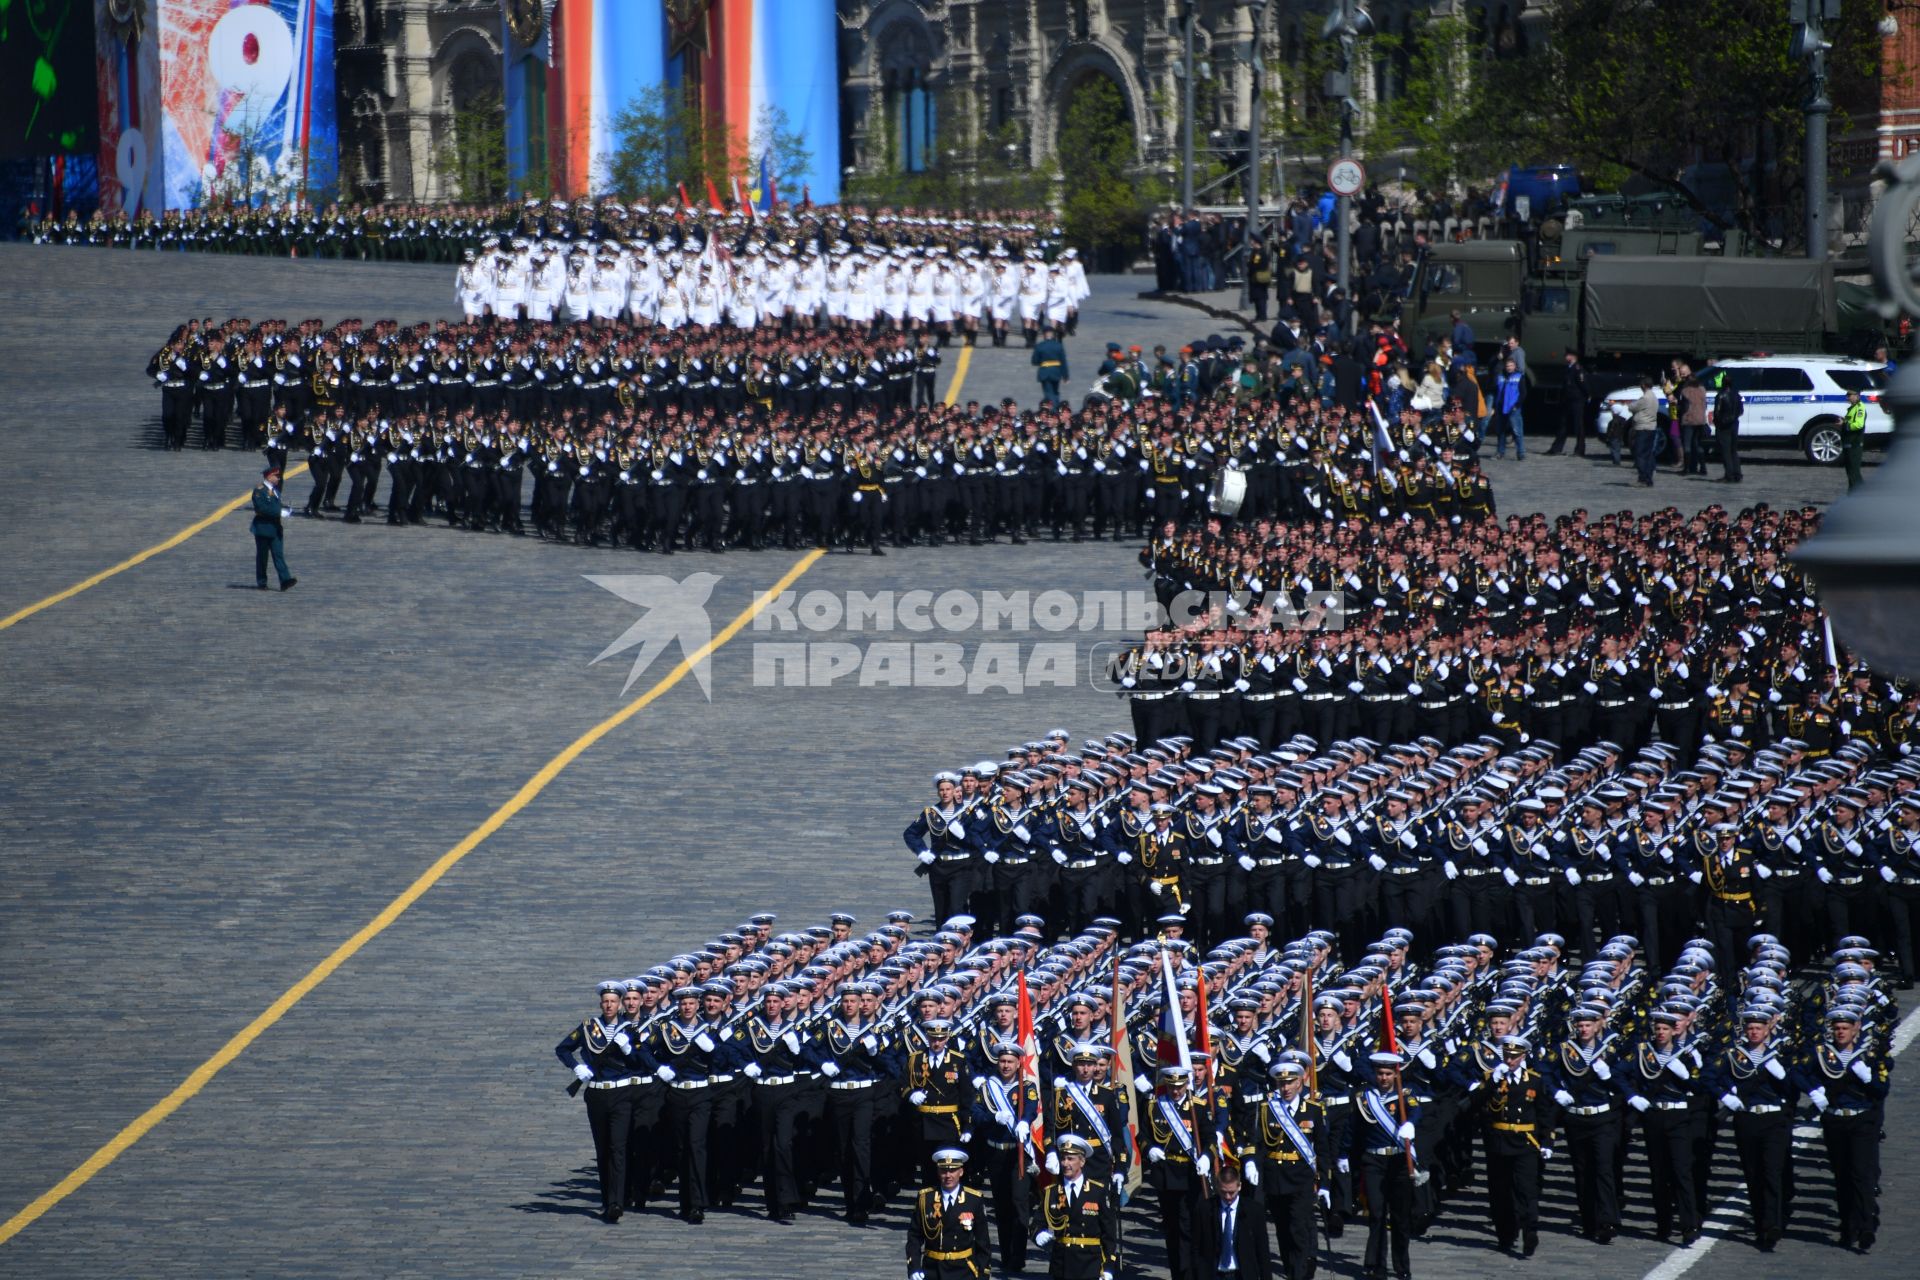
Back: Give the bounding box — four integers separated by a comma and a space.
768, 175, 779, 209
705, 176, 725, 213
1381, 982, 1398, 1055
1301, 968, 1318, 1094
676, 182, 692, 211
801, 184, 811, 212
1017, 972, 1047, 1171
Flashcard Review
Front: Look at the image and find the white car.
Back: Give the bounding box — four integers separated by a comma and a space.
1594, 356, 1891, 464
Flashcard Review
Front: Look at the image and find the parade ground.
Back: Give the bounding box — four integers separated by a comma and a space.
0, 243, 1905, 1280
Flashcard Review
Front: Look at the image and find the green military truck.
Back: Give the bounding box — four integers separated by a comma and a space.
1406, 195, 1880, 402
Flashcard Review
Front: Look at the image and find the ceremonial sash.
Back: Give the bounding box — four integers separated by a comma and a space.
1362, 1090, 1403, 1145
1266, 1096, 1317, 1170
1066, 1081, 1113, 1147
1158, 1098, 1199, 1156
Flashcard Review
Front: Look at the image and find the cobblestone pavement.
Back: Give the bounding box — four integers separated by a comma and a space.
0, 245, 1907, 1279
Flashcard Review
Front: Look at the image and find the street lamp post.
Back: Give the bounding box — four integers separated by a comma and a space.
1791, 0, 1837, 260
1182, 3, 1197, 214
1324, 1, 1372, 316
1239, 0, 1270, 312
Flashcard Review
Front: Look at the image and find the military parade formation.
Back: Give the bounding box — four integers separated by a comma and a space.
139, 302, 1479, 553
556, 712, 1908, 1277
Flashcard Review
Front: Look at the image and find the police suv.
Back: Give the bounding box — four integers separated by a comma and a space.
1595, 356, 1891, 464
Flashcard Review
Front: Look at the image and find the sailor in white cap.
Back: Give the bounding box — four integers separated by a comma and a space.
553, 980, 642, 1221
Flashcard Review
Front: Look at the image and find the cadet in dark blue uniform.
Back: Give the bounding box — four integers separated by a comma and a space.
1797, 1005, 1893, 1251
643, 984, 729, 1223
555, 980, 645, 1222
1620, 1009, 1706, 1245
740, 981, 813, 1223
811, 981, 894, 1224
1544, 1004, 1623, 1243
1706, 1008, 1797, 1251
1353, 1050, 1423, 1280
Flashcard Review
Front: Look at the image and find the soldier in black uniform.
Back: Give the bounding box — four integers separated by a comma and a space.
1621, 1008, 1707, 1245
1251, 1057, 1331, 1279
901, 1020, 973, 1186
907, 1148, 993, 1280
1545, 1004, 1624, 1243
1033, 1133, 1121, 1280
554, 980, 643, 1222
740, 981, 813, 1222
813, 981, 894, 1224
1796, 1005, 1892, 1251
643, 984, 726, 1224
1478, 1035, 1551, 1256
1706, 1008, 1797, 1251
968, 1041, 1040, 1272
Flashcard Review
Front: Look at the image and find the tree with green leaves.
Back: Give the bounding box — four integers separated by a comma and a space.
436, 95, 510, 202
1461, 0, 1880, 246
1057, 74, 1167, 269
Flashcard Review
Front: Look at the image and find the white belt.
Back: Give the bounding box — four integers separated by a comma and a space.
830, 1079, 880, 1090
937, 853, 972, 862
755, 1075, 798, 1087
1067, 859, 1100, 870
1564, 1103, 1612, 1116
1653, 1100, 1690, 1110
586, 1077, 641, 1090
669, 1080, 712, 1090
1191, 857, 1225, 867
1255, 857, 1289, 867
1745, 1104, 1784, 1114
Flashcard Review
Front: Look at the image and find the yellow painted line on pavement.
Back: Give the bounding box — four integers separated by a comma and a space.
0, 547, 824, 1246
0, 462, 313, 633
944, 344, 973, 406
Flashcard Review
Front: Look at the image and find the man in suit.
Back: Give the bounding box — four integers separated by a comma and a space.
1199, 1158, 1274, 1280
250, 466, 297, 591
1033, 1133, 1121, 1279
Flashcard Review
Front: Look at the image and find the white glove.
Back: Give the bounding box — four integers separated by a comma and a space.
1472, 838, 1490, 856
1417, 1048, 1438, 1069
1319, 1188, 1332, 1207
1238, 855, 1256, 872
1847, 839, 1865, 857
1195, 1155, 1212, 1178
1688, 870, 1704, 885
1720, 1091, 1743, 1112
1882, 866, 1898, 883
1765, 1059, 1786, 1081
1755, 863, 1773, 879
1337, 1158, 1350, 1174
695, 1032, 716, 1052
1650, 686, 1662, 700
744, 1063, 763, 1079
1368, 854, 1389, 872
959, 1131, 972, 1143
613, 1032, 632, 1053
1033, 1230, 1054, 1248
1817, 867, 1834, 885
1503, 867, 1520, 886
1148, 881, 1164, 897
1118, 852, 1134, 865
1332, 1051, 1353, 1073
1583, 681, 1599, 695
1244, 1160, 1261, 1186
1207, 828, 1224, 848
949, 821, 966, 839
1304, 854, 1323, 869
1853, 1060, 1873, 1083
1134, 1073, 1153, 1094
910, 1271, 925, 1280
861, 1034, 880, 1054
574, 1063, 595, 1083
918, 850, 937, 865
1444, 861, 1459, 880
909, 1089, 928, 1105
984, 850, 1001, 864
1666, 1057, 1691, 1081
1044, 1151, 1060, 1175
821, 1061, 841, 1077
655, 1064, 676, 1082
1628, 870, 1645, 886
1492, 1063, 1511, 1083
1566, 868, 1583, 886
1554, 1089, 1575, 1108
1016, 1120, 1031, 1144
1335, 829, 1353, 847
1628, 1095, 1650, 1113
1051, 849, 1068, 865
1147, 1146, 1165, 1163
1396, 1122, 1416, 1143
1014, 824, 1031, 841
1592, 1060, 1612, 1081
1809, 1086, 1829, 1112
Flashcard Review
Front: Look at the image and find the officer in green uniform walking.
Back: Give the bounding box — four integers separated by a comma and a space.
1843, 388, 1868, 490
1033, 329, 1070, 407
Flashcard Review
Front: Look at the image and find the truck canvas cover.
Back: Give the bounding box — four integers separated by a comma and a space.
1581, 256, 1834, 357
